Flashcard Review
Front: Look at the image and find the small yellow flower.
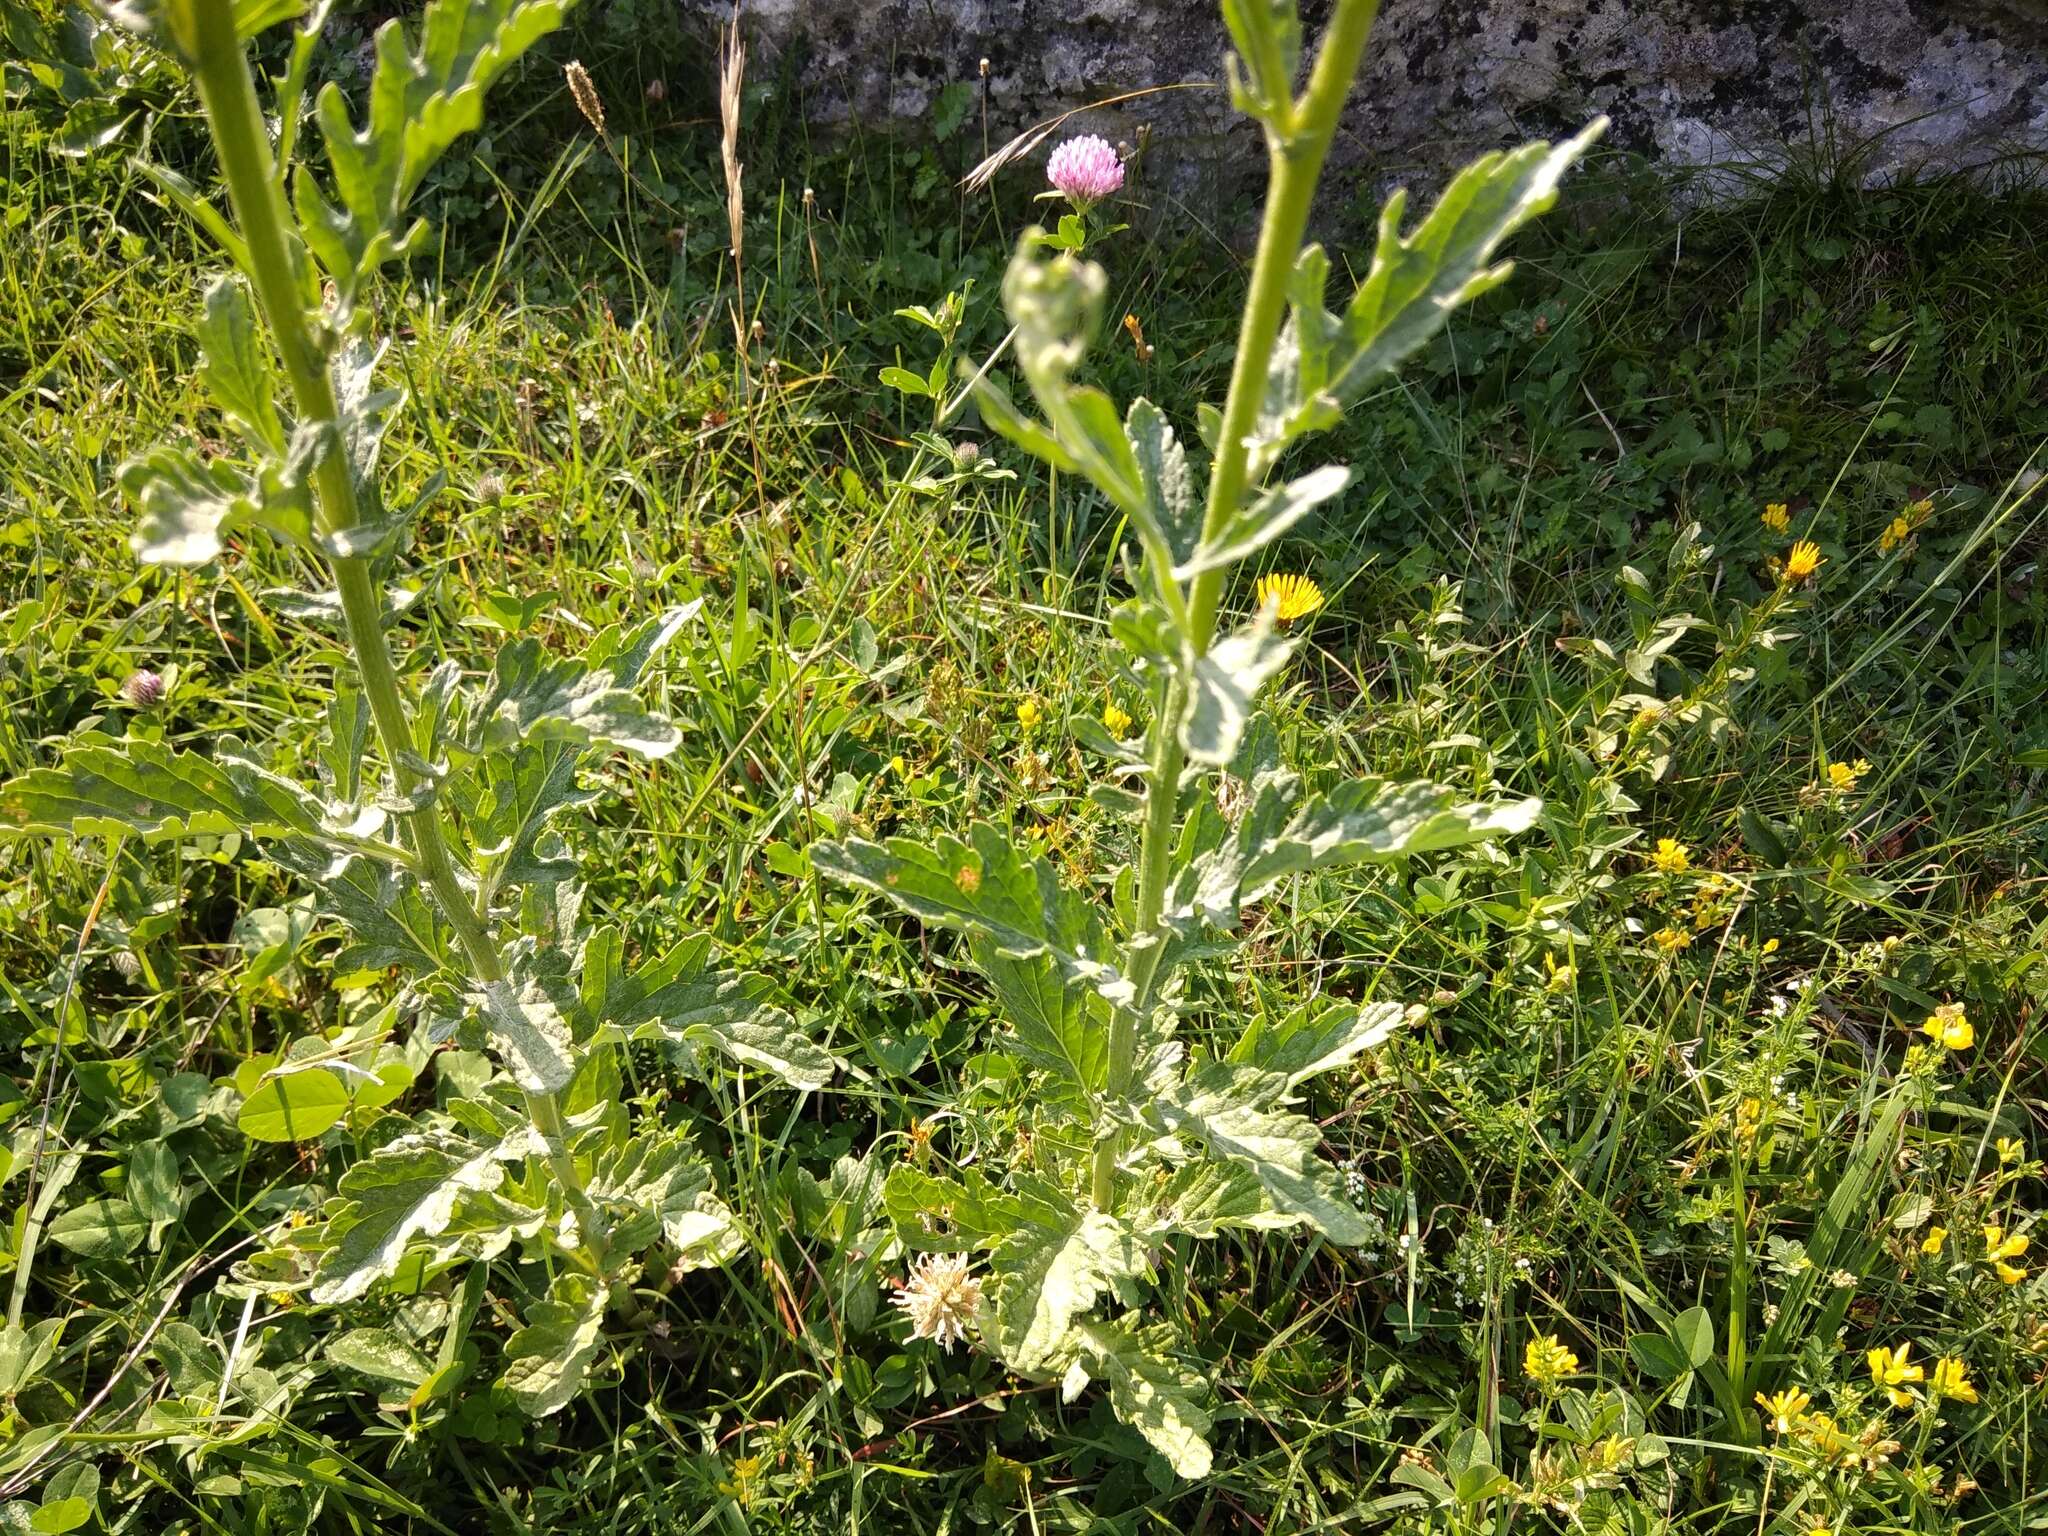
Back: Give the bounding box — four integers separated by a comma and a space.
1797, 1413, 1851, 1457
1543, 952, 1575, 993
1879, 515, 1912, 554
1651, 926, 1691, 956
1982, 1225, 2028, 1285
1921, 1003, 1973, 1052
1755, 1386, 1812, 1434
1761, 502, 1791, 534
1996, 1137, 2024, 1165
1922, 1226, 1947, 1256
1929, 1357, 1978, 1404
1761, 937, 1781, 956
1823, 758, 1870, 793
1015, 697, 1043, 730
1524, 1332, 1579, 1390
1783, 539, 1824, 583
888, 754, 909, 778
1101, 701, 1133, 737
1650, 837, 1691, 874
1867, 1342, 1924, 1408
1256, 572, 1324, 623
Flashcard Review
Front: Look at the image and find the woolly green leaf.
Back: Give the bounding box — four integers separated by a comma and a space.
590, 1130, 742, 1268
196, 275, 284, 453
881, 1167, 1029, 1253
1182, 614, 1293, 766
977, 941, 1107, 1097
1250, 120, 1606, 478
583, 929, 832, 1091
1125, 397, 1202, 570
500, 1271, 607, 1417
1148, 1062, 1373, 1243
814, 823, 1132, 1006
297, 0, 571, 310
320, 857, 452, 976
326, 1328, 433, 1387
992, 1194, 1147, 1373
1176, 463, 1351, 579
311, 1130, 529, 1305
476, 981, 575, 1095
1229, 999, 1407, 1086
1069, 1319, 1214, 1479
0, 734, 327, 846
468, 607, 698, 759
120, 436, 316, 566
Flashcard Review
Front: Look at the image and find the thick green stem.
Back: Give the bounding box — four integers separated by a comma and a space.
177, 0, 595, 1235
1092, 0, 1382, 1213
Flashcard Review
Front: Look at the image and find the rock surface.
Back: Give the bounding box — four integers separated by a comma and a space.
696, 0, 2048, 210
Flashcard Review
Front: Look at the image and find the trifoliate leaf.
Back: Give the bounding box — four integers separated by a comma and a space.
500, 1271, 607, 1417
1148, 1062, 1373, 1244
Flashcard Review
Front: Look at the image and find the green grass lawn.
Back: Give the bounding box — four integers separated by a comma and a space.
2, 5, 2046, 1531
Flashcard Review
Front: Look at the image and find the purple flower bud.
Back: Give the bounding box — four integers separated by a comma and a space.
1046, 135, 1124, 208
121, 669, 164, 708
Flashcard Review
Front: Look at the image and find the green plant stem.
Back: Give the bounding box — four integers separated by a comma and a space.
177, 0, 594, 1237
1092, 0, 1383, 1212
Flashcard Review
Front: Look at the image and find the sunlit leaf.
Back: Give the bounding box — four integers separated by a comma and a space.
1068, 1319, 1213, 1479
237, 1066, 350, 1142
991, 1186, 1147, 1372
500, 1271, 607, 1417
1182, 613, 1292, 766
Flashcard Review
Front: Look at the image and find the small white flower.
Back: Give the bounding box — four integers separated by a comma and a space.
890, 1252, 982, 1352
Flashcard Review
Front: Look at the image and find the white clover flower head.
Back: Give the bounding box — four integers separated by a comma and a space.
890, 1251, 982, 1352
1046, 134, 1124, 207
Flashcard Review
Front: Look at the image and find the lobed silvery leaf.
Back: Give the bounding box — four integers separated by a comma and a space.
1066, 1318, 1214, 1479
468, 606, 699, 760
1147, 1061, 1374, 1244
121, 434, 318, 566
991, 1183, 1148, 1373
1218, 0, 1301, 126
976, 940, 1109, 1098
882, 1166, 1030, 1254
814, 823, 1133, 1007
294, 0, 571, 312
476, 980, 576, 1094
458, 744, 589, 903
196, 275, 285, 453
311, 1127, 539, 1305
1182, 611, 1293, 766
499, 1271, 608, 1417
581, 927, 833, 1091
1246, 119, 1607, 480
1125, 397, 1204, 572
316, 856, 453, 974
1175, 462, 1352, 579
1137, 1161, 1293, 1239
590, 1130, 742, 1269
0, 733, 328, 846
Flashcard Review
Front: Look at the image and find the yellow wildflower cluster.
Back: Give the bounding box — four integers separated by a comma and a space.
1879, 497, 1934, 554
1524, 1331, 1580, 1391
1867, 1342, 1980, 1408
1015, 696, 1043, 730
1823, 757, 1871, 793
1982, 1224, 2029, 1286
1649, 837, 1691, 875
1761, 501, 1792, 534
1921, 1003, 1973, 1052
1651, 926, 1692, 957
1101, 700, 1133, 737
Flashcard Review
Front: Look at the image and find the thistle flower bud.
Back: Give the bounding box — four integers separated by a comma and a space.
645, 77, 667, 104
953, 440, 981, 466
121, 669, 164, 708
565, 59, 606, 137
476, 472, 507, 504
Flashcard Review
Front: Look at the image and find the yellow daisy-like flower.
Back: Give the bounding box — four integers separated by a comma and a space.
1921, 1003, 1973, 1052
1651, 926, 1691, 956
1879, 515, 1912, 554
1866, 1342, 1924, 1408
1921, 1226, 1947, 1256
1755, 1386, 1812, 1434
1983, 1224, 2028, 1285
1650, 837, 1691, 874
1929, 1357, 1978, 1404
1523, 1332, 1579, 1390
1256, 572, 1324, 623
1015, 697, 1043, 731
1783, 539, 1824, 583
1761, 502, 1791, 534
1101, 700, 1133, 737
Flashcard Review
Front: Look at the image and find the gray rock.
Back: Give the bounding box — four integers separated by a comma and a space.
692, 0, 2048, 214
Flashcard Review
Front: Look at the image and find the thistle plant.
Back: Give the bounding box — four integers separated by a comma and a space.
815, 0, 1603, 1477
0, 0, 822, 1415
